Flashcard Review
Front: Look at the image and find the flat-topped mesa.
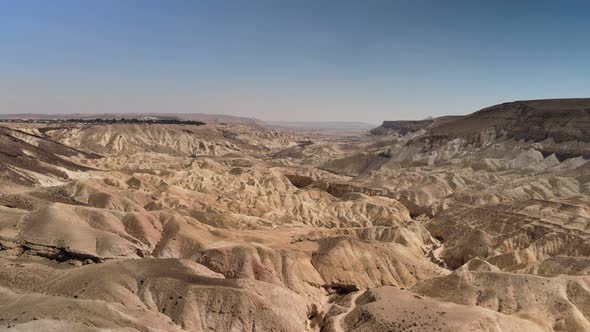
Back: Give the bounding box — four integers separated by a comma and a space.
380, 120, 433, 133
381, 120, 433, 128
370, 116, 462, 136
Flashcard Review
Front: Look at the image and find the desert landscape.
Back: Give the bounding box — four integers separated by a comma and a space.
0, 98, 589, 331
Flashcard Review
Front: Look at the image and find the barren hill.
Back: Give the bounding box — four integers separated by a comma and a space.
374, 98, 590, 143
2, 99, 590, 331
430, 98, 590, 142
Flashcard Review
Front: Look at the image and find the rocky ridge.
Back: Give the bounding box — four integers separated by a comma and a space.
2, 98, 590, 331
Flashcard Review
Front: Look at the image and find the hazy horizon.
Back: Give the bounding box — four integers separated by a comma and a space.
2, 1, 590, 123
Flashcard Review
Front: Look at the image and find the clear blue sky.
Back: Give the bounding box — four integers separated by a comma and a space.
1, 0, 589, 123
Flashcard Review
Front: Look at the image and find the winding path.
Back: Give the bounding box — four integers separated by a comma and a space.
331, 291, 362, 332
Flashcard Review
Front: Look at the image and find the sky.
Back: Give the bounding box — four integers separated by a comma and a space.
1, 0, 590, 123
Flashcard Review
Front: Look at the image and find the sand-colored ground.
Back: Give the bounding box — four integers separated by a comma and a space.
2, 99, 590, 331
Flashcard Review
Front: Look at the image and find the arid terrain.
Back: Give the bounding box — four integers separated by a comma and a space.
2, 98, 590, 331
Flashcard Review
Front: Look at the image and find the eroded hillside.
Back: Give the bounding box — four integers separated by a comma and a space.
2, 99, 590, 331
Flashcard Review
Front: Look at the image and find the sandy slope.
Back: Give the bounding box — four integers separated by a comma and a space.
2, 99, 590, 331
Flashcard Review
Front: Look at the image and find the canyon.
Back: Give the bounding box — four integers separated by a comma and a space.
1, 98, 590, 331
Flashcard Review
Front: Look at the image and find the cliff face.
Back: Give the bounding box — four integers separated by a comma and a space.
373, 120, 434, 135
370, 116, 462, 136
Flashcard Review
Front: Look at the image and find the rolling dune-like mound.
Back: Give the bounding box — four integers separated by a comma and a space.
0, 259, 310, 331
2, 98, 590, 331
339, 286, 544, 332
